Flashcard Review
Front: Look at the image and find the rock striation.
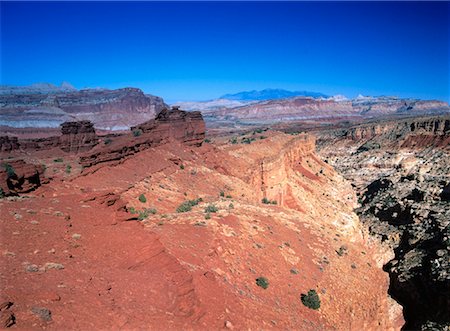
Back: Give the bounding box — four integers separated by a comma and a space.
203, 96, 449, 124
0, 86, 168, 130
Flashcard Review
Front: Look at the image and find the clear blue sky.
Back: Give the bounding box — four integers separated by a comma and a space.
1, 1, 449, 102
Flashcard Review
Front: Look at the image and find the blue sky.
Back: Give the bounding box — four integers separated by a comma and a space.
1, 1, 449, 102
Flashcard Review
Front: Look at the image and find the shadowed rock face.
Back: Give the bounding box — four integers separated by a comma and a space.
0, 160, 47, 196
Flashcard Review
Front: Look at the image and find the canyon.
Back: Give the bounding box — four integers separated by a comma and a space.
317, 115, 450, 330
0, 88, 449, 330
0, 107, 405, 330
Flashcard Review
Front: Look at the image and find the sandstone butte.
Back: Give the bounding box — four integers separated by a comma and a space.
0, 107, 404, 330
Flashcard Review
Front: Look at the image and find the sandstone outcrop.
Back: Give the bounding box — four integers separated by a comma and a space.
80, 107, 205, 168
0, 86, 168, 130
59, 121, 98, 153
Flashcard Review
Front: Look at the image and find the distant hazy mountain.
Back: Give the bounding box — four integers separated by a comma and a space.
0, 82, 77, 95
220, 88, 328, 101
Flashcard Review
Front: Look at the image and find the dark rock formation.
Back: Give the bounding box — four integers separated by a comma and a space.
0, 87, 168, 130
59, 121, 98, 153
80, 107, 205, 168
357, 173, 450, 330
0, 160, 47, 196
0, 136, 19, 152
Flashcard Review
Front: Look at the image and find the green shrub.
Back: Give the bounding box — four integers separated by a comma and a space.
180, 164, 185, 170
129, 207, 137, 214
0, 188, 4, 198
176, 198, 203, 213
230, 137, 238, 144
53, 158, 63, 163
301, 289, 320, 310
262, 197, 277, 205
204, 138, 211, 143
104, 138, 112, 145
219, 191, 225, 197
226, 194, 232, 199
138, 194, 147, 203
3, 163, 16, 178
229, 203, 234, 209
256, 277, 269, 289
65, 165, 72, 174
133, 129, 143, 137
205, 212, 211, 220
204, 204, 218, 213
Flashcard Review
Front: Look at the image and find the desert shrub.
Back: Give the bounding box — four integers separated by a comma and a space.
180, 164, 185, 170
53, 158, 63, 163
219, 191, 225, 197
229, 203, 234, 209
262, 197, 277, 205
3, 163, 16, 178
138, 194, 147, 203
0, 188, 4, 198
204, 204, 218, 213
241, 137, 256, 144
129, 207, 137, 214
132, 129, 143, 137
65, 165, 72, 174
230, 137, 238, 144
256, 277, 269, 289
176, 198, 203, 213
205, 212, 211, 220
226, 194, 232, 199
104, 138, 112, 145
301, 289, 320, 310
204, 138, 211, 143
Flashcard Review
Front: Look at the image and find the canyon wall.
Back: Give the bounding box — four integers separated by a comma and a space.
0, 87, 167, 130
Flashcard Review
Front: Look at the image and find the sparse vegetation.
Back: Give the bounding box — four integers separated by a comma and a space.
3, 163, 16, 178
180, 164, 185, 170
65, 164, 72, 174
133, 129, 143, 137
301, 289, 321, 310
229, 203, 234, 209
53, 158, 64, 163
226, 194, 232, 199
204, 204, 218, 213
176, 198, 203, 213
256, 277, 269, 289
219, 191, 225, 197
230, 137, 238, 144
204, 138, 211, 143
241, 137, 256, 144
138, 194, 147, 203
104, 138, 112, 145
262, 197, 277, 205
0, 188, 4, 198
205, 212, 211, 220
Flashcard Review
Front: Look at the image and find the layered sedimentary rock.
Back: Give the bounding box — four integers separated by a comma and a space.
0, 160, 47, 196
80, 107, 205, 168
0, 86, 167, 130
204, 96, 449, 124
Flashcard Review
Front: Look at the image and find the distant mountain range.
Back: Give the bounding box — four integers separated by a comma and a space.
220, 88, 328, 101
